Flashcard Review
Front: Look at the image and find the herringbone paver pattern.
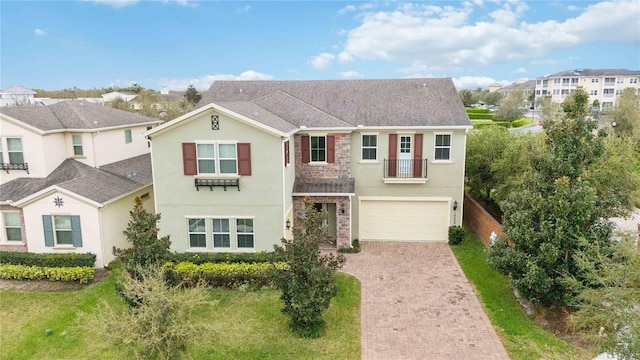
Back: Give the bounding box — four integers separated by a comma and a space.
341, 242, 510, 360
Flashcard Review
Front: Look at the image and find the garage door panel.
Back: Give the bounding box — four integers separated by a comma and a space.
360, 200, 448, 242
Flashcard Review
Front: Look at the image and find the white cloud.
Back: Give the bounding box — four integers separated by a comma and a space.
453, 76, 509, 90
338, 0, 639, 70
339, 71, 363, 79
168, 0, 198, 7
34, 28, 47, 36
338, 5, 356, 15
91, 0, 138, 8
309, 53, 335, 70
236, 4, 251, 13
338, 51, 354, 63
567, 5, 580, 11
513, 67, 527, 73
160, 71, 274, 91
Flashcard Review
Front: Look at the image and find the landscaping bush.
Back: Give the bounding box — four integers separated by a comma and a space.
448, 226, 465, 245
511, 118, 526, 128
467, 113, 496, 120
169, 251, 284, 264
0, 251, 96, 268
162, 261, 289, 288
337, 239, 361, 254
0, 264, 94, 283
465, 108, 491, 114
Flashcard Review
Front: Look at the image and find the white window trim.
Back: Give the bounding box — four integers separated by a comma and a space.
0, 211, 23, 244
6, 137, 24, 164
187, 218, 207, 249
52, 215, 74, 248
212, 218, 231, 249
361, 133, 378, 162
124, 129, 132, 144
236, 218, 255, 249
433, 133, 453, 162
72, 134, 84, 157
184, 216, 256, 252
194, 141, 239, 176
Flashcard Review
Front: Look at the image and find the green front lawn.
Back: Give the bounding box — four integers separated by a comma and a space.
451, 233, 596, 360
0, 271, 360, 359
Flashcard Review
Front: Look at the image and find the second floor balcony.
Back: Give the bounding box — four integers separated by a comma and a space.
384, 159, 428, 183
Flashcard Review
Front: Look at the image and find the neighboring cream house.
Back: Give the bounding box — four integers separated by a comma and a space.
497, 79, 536, 108
534, 69, 640, 109
0, 85, 37, 107
146, 79, 471, 254
0, 100, 161, 267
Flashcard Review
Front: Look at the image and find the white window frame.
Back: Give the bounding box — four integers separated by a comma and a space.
589, 90, 598, 96
630, 78, 638, 84
124, 129, 132, 144
196, 142, 238, 176
6, 138, 24, 164
53, 215, 73, 246
1, 212, 22, 243
72, 134, 83, 156
310, 135, 326, 163
213, 218, 231, 249
187, 218, 207, 249
236, 218, 254, 249
361, 133, 378, 161
434, 133, 452, 161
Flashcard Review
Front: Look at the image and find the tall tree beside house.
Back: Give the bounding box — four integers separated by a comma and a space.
273, 197, 345, 338
605, 87, 640, 143
487, 86, 639, 305
482, 91, 503, 107
114, 197, 171, 272
184, 84, 202, 108
495, 88, 526, 121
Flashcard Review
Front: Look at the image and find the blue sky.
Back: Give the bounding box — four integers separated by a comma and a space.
1, 0, 639, 91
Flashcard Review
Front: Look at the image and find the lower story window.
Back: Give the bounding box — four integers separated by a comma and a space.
3, 212, 22, 242
43, 215, 83, 247
54, 216, 73, 245
236, 219, 254, 248
213, 219, 231, 248
188, 218, 206, 248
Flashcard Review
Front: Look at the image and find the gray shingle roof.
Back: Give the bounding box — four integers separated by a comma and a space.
0, 100, 160, 131
545, 69, 640, 78
0, 154, 152, 204
293, 178, 355, 195
197, 79, 470, 130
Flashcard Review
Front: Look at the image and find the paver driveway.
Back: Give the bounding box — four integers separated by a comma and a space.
341, 242, 510, 360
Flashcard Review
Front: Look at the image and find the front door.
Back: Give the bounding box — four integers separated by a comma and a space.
399, 136, 412, 176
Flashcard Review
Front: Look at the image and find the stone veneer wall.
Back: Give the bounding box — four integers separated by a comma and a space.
293, 196, 351, 248
462, 193, 503, 247
294, 133, 351, 179
0, 205, 28, 252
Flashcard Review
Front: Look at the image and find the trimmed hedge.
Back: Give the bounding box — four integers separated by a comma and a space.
163, 261, 289, 288
465, 108, 491, 114
0, 251, 96, 268
473, 121, 511, 129
0, 264, 94, 284
467, 113, 495, 120
168, 251, 284, 265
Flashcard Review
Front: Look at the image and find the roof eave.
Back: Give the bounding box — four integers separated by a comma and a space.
12, 186, 103, 208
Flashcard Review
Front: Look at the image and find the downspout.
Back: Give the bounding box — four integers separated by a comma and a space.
98, 205, 106, 268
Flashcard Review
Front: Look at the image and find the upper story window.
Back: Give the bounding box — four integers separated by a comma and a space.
2, 212, 22, 242
72, 135, 83, 156
631, 78, 638, 84
553, 79, 561, 84
361, 134, 377, 160
591, 78, 599, 83
434, 134, 451, 161
6, 138, 24, 164
124, 129, 132, 144
310, 136, 326, 162
196, 143, 237, 175
590, 90, 598, 96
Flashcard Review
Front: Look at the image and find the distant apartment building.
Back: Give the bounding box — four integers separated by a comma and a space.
534, 69, 640, 109
0, 85, 36, 107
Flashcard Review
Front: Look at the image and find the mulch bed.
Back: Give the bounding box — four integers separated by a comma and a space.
0, 268, 111, 292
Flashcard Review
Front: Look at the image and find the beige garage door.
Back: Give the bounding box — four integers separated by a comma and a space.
359, 199, 449, 242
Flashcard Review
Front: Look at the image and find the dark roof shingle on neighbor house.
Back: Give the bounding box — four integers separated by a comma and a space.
0, 154, 152, 204
293, 178, 356, 195
0, 99, 160, 132
197, 79, 470, 131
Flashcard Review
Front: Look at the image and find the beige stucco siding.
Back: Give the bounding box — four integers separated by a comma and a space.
151, 110, 286, 253
100, 186, 154, 266
92, 125, 150, 167
21, 191, 105, 267
350, 130, 467, 238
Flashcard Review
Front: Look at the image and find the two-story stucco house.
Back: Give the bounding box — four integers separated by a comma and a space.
0, 100, 161, 267
146, 79, 471, 254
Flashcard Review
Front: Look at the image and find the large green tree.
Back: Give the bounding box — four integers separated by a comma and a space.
606, 87, 640, 142
487, 87, 638, 305
184, 84, 202, 108
495, 88, 526, 121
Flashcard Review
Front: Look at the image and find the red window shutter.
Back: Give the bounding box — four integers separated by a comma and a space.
237, 143, 251, 176
182, 142, 197, 175
284, 140, 290, 166
413, 134, 423, 178
388, 134, 397, 177
327, 135, 335, 163
301, 135, 310, 164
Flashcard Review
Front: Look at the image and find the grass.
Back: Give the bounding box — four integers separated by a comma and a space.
0, 270, 360, 359
451, 233, 596, 360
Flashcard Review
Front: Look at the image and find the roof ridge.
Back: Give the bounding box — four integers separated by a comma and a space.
252, 90, 352, 127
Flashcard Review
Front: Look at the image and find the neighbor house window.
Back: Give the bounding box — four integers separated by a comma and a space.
6, 138, 24, 164
3, 212, 22, 242
72, 135, 83, 155
591, 78, 599, 83
196, 143, 237, 175
43, 215, 82, 247
124, 129, 132, 143
310, 136, 326, 162
236, 219, 254, 248
188, 218, 206, 248
213, 219, 231, 248
589, 90, 598, 96
361, 134, 377, 160
630, 78, 638, 84
434, 134, 451, 160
